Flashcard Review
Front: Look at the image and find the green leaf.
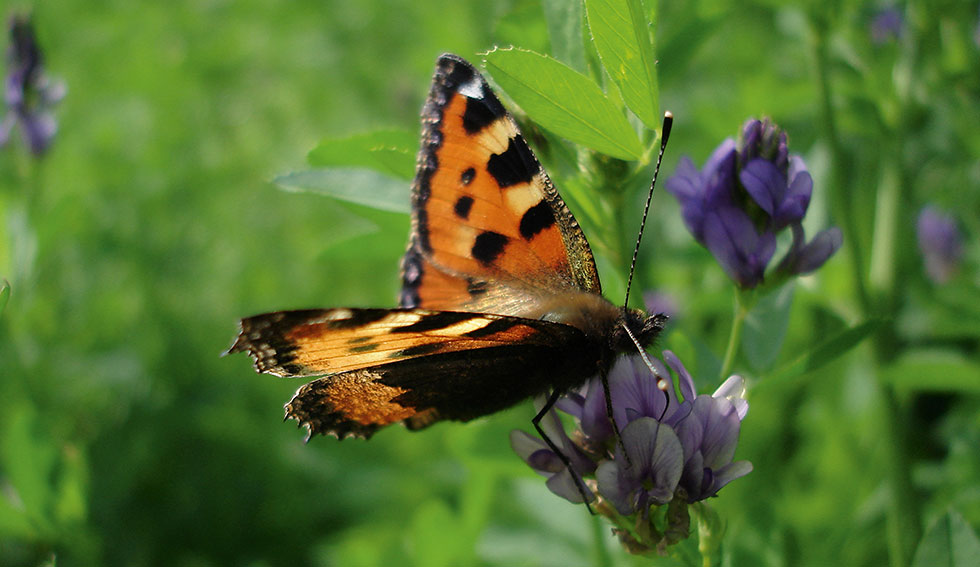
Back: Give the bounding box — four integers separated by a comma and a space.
760, 319, 882, 389
484, 49, 643, 160
307, 130, 417, 180
586, 0, 661, 129
543, 0, 586, 72
0, 279, 9, 319
884, 350, 980, 394
275, 168, 410, 214
742, 284, 794, 372
912, 509, 980, 567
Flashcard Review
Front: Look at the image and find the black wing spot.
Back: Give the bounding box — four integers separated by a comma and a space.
394, 343, 443, 358
350, 343, 380, 353
486, 136, 537, 188
471, 231, 509, 265
460, 167, 476, 185
463, 96, 502, 134
325, 310, 390, 330
467, 279, 488, 297
281, 363, 304, 375
454, 195, 474, 219
519, 199, 556, 240
399, 243, 424, 308
462, 318, 520, 338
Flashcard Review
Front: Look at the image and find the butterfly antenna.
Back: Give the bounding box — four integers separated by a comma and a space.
623, 112, 673, 311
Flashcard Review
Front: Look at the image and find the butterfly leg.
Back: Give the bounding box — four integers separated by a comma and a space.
600, 372, 634, 469
531, 389, 595, 513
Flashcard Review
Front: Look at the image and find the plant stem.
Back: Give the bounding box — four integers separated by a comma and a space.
810, 16, 871, 315
719, 289, 749, 381
591, 511, 614, 567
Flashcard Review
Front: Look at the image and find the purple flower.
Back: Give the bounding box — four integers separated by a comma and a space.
510, 401, 596, 503
917, 206, 963, 284
666, 118, 841, 288
596, 418, 684, 515
870, 6, 903, 45
0, 15, 64, 156
664, 353, 752, 502
512, 351, 751, 541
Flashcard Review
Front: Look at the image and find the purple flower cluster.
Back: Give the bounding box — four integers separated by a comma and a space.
870, 6, 904, 45
0, 15, 64, 156
917, 206, 963, 284
666, 118, 841, 289
511, 352, 751, 549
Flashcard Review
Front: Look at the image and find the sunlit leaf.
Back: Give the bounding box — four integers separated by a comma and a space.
585, 0, 660, 129
307, 130, 417, 180
275, 168, 410, 213
484, 49, 643, 160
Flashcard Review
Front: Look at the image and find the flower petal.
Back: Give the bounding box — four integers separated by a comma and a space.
740, 158, 784, 217
702, 208, 775, 288
546, 468, 593, 503
596, 460, 635, 515
663, 350, 697, 404
791, 226, 843, 274
509, 429, 545, 463
713, 375, 749, 420
707, 460, 753, 496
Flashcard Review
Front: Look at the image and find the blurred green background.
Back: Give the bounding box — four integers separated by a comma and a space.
1, 1, 978, 566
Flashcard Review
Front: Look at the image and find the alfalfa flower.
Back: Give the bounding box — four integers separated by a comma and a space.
917, 206, 963, 284
511, 352, 751, 553
666, 118, 842, 289
0, 14, 65, 156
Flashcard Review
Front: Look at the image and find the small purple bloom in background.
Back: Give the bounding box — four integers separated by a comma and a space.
917, 206, 963, 284
666, 118, 841, 289
512, 353, 751, 552
870, 5, 904, 45
0, 14, 65, 156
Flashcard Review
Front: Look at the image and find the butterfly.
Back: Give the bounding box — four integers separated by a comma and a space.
229, 53, 668, 444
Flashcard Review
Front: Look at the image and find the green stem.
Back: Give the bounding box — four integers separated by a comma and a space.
810, 17, 871, 315
719, 289, 749, 381
591, 511, 614, 567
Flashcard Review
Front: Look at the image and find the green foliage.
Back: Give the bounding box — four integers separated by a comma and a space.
585, 0, 661, 130
485, 48, 644, 159
1, 0, 978, 566
912, 510, 980, 567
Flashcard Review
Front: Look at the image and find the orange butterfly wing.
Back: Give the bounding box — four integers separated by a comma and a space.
400, 54, 602, 314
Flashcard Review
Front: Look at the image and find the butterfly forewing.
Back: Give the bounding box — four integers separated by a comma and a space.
229, 308, 581, 377
402, 54, 602, 314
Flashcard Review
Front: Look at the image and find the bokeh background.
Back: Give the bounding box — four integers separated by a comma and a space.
1, 1, 978, 566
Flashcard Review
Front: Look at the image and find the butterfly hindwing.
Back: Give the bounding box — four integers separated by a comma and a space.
403, 54, 602, 314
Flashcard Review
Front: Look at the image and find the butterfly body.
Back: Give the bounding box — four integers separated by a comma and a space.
230, 54, 666, 440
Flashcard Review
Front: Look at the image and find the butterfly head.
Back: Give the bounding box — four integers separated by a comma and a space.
612, 308, 668, 355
